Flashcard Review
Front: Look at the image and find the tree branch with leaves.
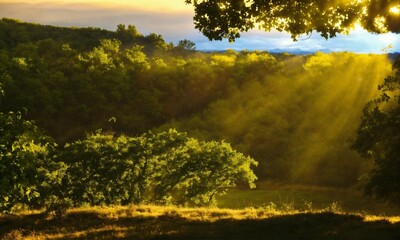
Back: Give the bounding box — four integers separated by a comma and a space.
185, 0, 400, 41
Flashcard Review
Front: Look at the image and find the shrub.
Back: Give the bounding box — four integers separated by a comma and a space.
0, 111, 65, 213
59, 129, 257, 207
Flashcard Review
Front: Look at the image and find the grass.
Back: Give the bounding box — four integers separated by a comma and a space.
1, 184, 400, 239
218, 182, 400, 216
1, 205, 400, 240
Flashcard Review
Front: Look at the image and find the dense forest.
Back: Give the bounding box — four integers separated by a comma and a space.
0, 18, 397, 198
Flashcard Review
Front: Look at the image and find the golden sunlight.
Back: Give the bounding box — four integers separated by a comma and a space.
389, 5, 400, 15
374, 16, 388, 32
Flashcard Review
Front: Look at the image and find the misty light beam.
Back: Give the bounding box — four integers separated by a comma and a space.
390, 5, 400, 15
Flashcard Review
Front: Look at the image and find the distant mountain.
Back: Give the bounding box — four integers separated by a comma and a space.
388, 52, 400, 62
199, 48, 332, 55
268, 48, 331, 54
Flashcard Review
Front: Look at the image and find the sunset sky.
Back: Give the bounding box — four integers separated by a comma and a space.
1, 0, 400, 53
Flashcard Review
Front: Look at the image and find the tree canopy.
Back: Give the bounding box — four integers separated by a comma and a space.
185, 0, 400, 41
352, 61, 400, 204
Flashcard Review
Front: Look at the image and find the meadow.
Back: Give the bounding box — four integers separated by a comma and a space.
1, 184, 400, 240
218, 182, 400, 216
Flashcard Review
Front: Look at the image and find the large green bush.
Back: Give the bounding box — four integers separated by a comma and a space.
0, 116, 256, 211
59, 129, 257, 207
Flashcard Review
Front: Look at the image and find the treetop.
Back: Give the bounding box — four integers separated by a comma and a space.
185, 0, 400, 41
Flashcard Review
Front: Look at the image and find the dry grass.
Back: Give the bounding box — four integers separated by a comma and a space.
1, 204, 400, 240
2, 184, 400, 239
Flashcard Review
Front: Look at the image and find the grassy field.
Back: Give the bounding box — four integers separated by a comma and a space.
1, 184, 400, 240
218, 182, 400, 216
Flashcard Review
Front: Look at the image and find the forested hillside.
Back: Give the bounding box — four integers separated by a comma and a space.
0, 18, 395, 188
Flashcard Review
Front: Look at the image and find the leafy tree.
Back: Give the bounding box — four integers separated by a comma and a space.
58, 129, 257, 207
352, 62, 400, 204
144, 33, 170, 53
148, 130, 258, 206
185, 0, 400, 41
177, 39, 196, 51
0, 111, 65, 213
116, 24, 142, 44
59, 131, 148, 205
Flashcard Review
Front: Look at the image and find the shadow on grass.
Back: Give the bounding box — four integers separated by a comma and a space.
1, 211, 399, 240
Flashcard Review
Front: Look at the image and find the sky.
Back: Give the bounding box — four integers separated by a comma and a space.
1, 0, 400, 53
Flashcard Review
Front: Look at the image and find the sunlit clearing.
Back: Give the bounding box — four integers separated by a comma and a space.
389, 5, 400, 15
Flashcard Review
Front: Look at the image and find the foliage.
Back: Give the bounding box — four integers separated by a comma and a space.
162, 52, 391, 187
177, 39, 196, 51
185, 0, 400, 41
0, 111, 65, 213
0, 109, 256, 210
58, 129, 257, 207
116, 24, 141, 44
0, 18, 170, 54
352, 61, 400, 204
0, 19, 395, 188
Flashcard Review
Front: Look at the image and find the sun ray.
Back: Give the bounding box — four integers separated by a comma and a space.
389, 5, 400, 15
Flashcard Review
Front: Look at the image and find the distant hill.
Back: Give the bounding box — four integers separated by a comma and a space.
0, 18, 113, 50
269, 48, 331, 54
0, 18, 169, 53
199, 48, 331, 55
388, 52, 400, 62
